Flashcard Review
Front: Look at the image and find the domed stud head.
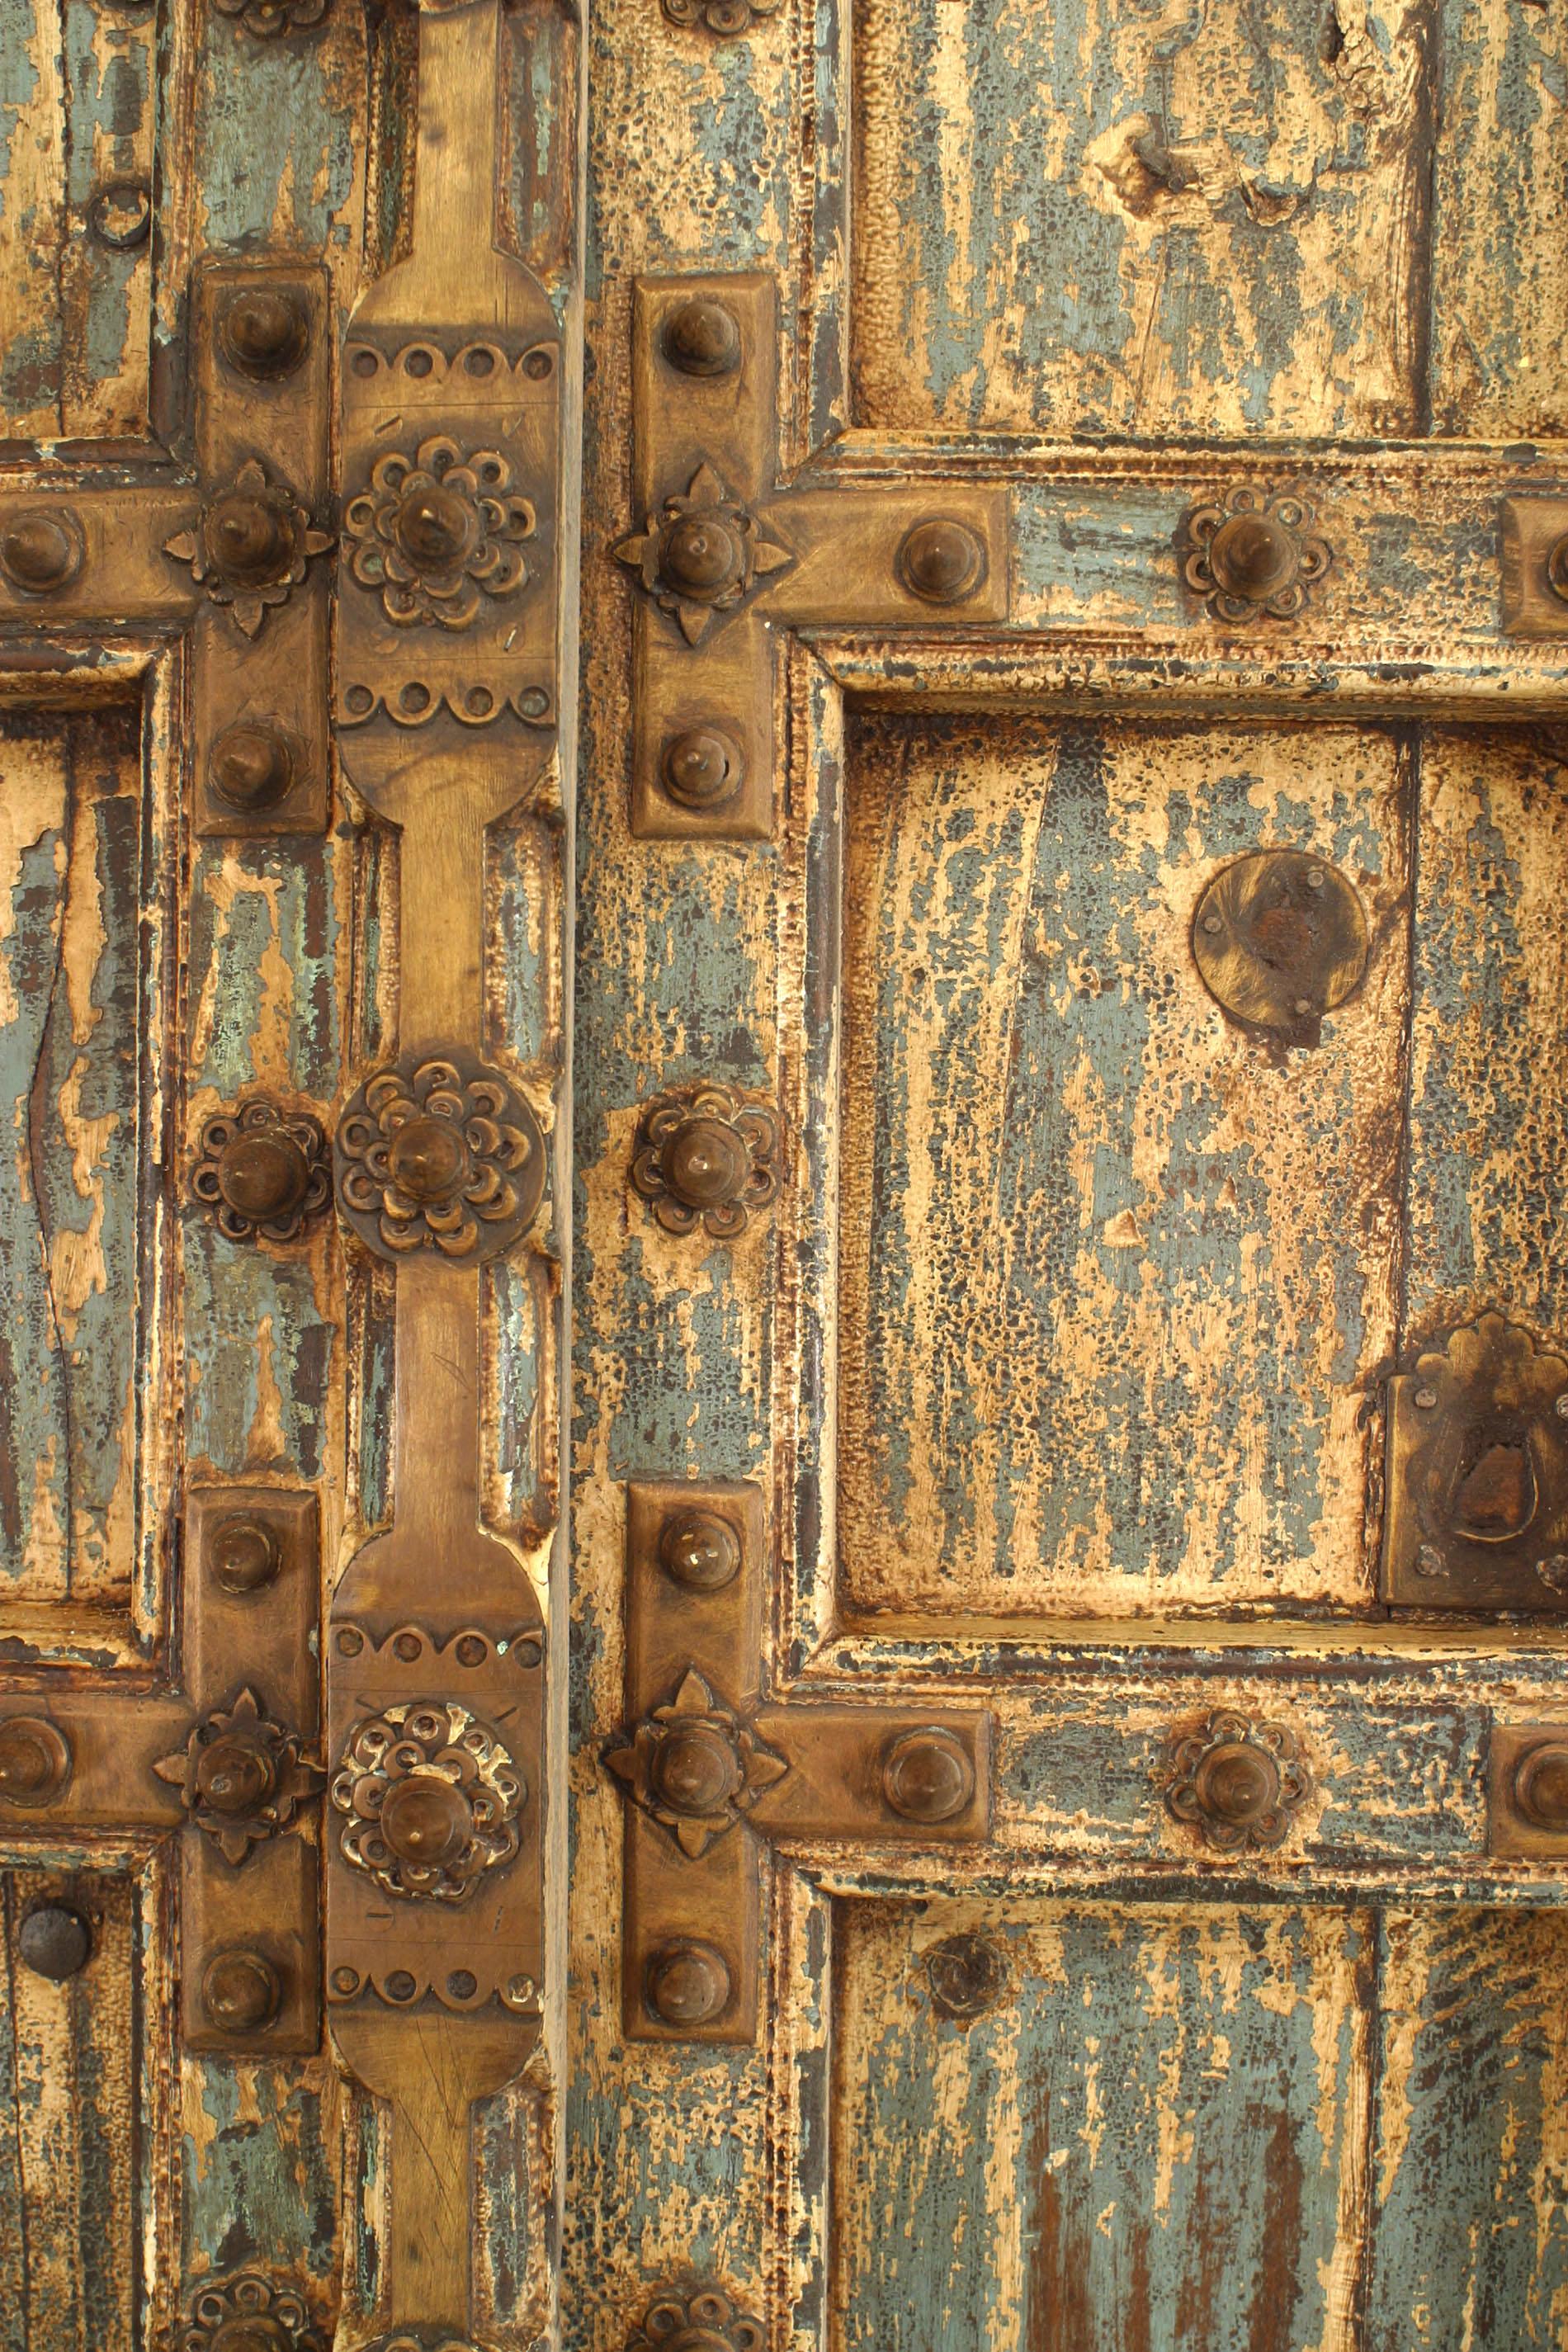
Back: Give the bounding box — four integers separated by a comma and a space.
18, 1903, 91, 1981
659, 1508, 741, 1593
218, 286, 309, 382
378, 1774, 473, 1869
208, 1514, 281, 1597
205, 2316, 294, 2352
645, 1938, 732, 2028
649, 1721, 744, 1817
661, 725, 744, 811
1514, 1740, 1568, 1832
662, 513, 743, 597
897, 517, 985, 605
194, 1737, 276, 1816
881, 1726, 975, 1824
663, 298, 742, 379
0, 508, 84, 597
394, 483, 475, 574
664, 1114, 752, 1210
201, 1948, 281, 2036
202, 491, 295, 590
215, 1126, 311, 1227
0, 1716, 72, 1807
1547, 532, 1568, 607
1205, 509, 1299, 604
1193, 1739, 1281, 1829
208, 722, 295, 812
386, 1112, 471, 1204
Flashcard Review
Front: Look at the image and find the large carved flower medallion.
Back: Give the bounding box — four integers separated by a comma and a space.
614, 461, 791, 644
343, 434, 536, 630
163, 457, 332, 637
334, 1054, 546, 1262
154, 1688, 324, 1867
606, 1667, 788, 1858
332, 1701, 525, 1904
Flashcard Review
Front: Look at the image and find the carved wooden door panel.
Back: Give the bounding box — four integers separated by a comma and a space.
571, 2, 1568, 2349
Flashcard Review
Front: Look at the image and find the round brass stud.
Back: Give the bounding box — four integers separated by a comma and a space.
209, 722, 295, 811
377, 1773, 472, 1869
219, 286, 309, 382
896, 517, 985, 605
195, 1737, 277, 1816
201, 491, 295, 590
649, 1721, 744, 1816
1514, 1740, 1568, 1831
393, 481, 477, 573
385, 1112, 471, 1205
0, 1715, 72, 1807
1191, 1738, 1280, 1830
0, 508, 84, 597
664, 1114, 753, 1211
201, 1948, 281, 2035
215, 1126, 312, 1227
87, 179, 151, 251
663, 513, 743, 596
659, 1508, 741, 1593
663, 297, 742, 378
645, 1938, 732, 2028
1205, 509, 1299, 604
1547, 532, 1568, 607
209, 1515, 281, 1596
204, 2320, 291, 2352
662, 725, 744, 810
1192, 848, 1368, 1035
18, 1903, 91, 1981
881, 1726, 975, 1824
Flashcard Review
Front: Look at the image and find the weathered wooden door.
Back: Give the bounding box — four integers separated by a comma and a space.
3, 0, 1568, 2346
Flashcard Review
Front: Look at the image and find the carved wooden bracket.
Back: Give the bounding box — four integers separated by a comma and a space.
616, 273, 1010, 839
612, 1481, 992, 2043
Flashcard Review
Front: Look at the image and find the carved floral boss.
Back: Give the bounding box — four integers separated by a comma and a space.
342, 433, 536, 631
154, 1687, 324, 1866
615, 461, 790, 644
164, 456, 332, 637
631, 1080, 779, 1238
332, 1700, 524, 1905
334, 1053, 545, 1261
607, 1668, 787, 1857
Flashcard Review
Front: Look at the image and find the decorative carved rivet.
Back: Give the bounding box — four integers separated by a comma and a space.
334, 1053, 547, 1262
219, 286, 309, 381
202, 1948, 282, 2034
661, 725, 744, 810
1165, 1709, 1311, 1853
631, 1081, 779, 1238
342, 435, 537, 630
881, 1727, 975, 1824
0, 507, 84, 596
1182, 487, 1330, 621
191, 1098, 331, 1243
163, 457, 332, 638
661, 0, 782, 31
208, 721, 296, 811
663, 298, 742, 377
923, 1930, 1008, 2021
182, 2274, 326, 2352
645, 1938, 732, 2027
614, 461, 791, 645
659, 1508, 741, 1593
897, 517, 985, 605
211, 0, 332, 35
1512, 1740, 1568, 1831
331, 1701, 525, 1905
626, 2288, 765, 2352
0, 1716, 73, 1808
607, 1667, 787, 1857
87, 179, 151, 250
153, 1688, 324, 1865
1547, 534, 1568, 607
1192, 848, 1368, 1036
18, 1903, 91, 1981
209, 1515, 282, 1596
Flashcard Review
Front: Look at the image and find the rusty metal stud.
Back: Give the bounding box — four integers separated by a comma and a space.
205, 486, 297, 588
1513, 1740, 1568, 1831
645, 1938, 732, 2027
209, 721, 296, 811
87, 178, 151, 249
1193, 848, 1368, 1036
209, 1514, 283, 1597
0, 1715, 73, 1807
201, 1948, 282, 2035
631, 1081, 779, 1238
659, 1507, 741, 1593
649, 1720, 743, 1816
1183, 487, 1330, 621
881, 1727, 975, 1824
0, 507, 84, 596
1166, 1709, 1311, 1852
897, 517, 985, 605
924, 1930, 1008, 2022
219, 285, 310, 381
664, 512, 743, 597
661, 725, 744, 810
663, 297, 741, 377
18, 1904, 91, 1981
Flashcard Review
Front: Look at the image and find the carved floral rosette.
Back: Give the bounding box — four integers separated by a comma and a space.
334, 1053, 545, 1261
331, 1699, 525, 1905
1181, 485, 1330, 623
163, 456, 331, 638
211, 0, 331, 35
606, 1666, 787, 1858
181, 2273, 326, 2352
614, 460, 791, 645
662, 0, 784, 31
624, 2287, 765, 2352
191, 1096, 331, 1243
1164, 1708, 1311, 1854
630, 1080, 779, 1239
342, 433, 536, 631
153, 1687, 324, 1867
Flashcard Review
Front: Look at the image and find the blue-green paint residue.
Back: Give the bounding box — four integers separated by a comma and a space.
182, 2062, 339, 2284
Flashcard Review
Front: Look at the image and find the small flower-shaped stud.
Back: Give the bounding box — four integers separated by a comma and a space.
1181, 487, 1330, 622
211, 0, 331, 33
332, 1700, 525, 1906
163, 457, 332, 638
180, 2272, 326, 2352
342, 434, 536, 631
614, 461, 791, 644
631, 1080, 778, 1238
154, 1688, 324, 1867
625, 2288, 765, 2352
334, 1054, 545, 1263
1164, 1708, 1311, 1854
606, 1666, 788, 1858
191, 1098, 331, 1243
